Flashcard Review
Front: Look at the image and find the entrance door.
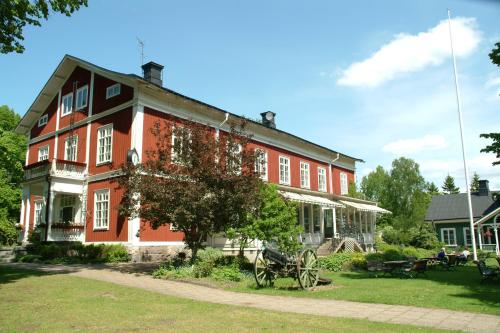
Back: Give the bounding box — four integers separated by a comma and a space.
323, 209, 333, 238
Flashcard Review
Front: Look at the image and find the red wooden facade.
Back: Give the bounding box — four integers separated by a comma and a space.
17, 56, 359, 245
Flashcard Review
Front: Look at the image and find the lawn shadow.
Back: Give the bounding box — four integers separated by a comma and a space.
0, 264, 68, 285
337, 265, 500, 311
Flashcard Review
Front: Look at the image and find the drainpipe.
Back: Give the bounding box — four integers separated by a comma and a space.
216, 113, 229, 141
329, 153, 340, 194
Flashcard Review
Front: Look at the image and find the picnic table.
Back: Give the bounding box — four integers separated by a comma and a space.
383, 260, 409, 277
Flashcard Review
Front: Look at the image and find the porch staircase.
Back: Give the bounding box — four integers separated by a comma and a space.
0, 247, 26, 263
316, 237, 365, 257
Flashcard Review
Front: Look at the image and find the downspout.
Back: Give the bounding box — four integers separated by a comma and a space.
329, 153, 340, 194
216, 113, 229, 141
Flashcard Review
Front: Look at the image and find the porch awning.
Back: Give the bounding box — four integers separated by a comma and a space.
473, 206, 500, 226
339, 200, 391, 214
279, 191, 344, 208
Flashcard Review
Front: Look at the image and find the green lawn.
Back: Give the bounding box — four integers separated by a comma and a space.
225, 265, 500, 316
0, 266, 456, 333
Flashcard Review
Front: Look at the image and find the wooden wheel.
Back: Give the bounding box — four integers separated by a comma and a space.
254, 249, 275, 288
297, 248, 319, 290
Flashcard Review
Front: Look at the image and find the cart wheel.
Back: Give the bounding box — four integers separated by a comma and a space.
254, 250, 274, 288
297, 248, 319, 290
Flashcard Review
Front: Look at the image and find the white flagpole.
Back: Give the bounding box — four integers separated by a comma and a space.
447, 9, 477, 261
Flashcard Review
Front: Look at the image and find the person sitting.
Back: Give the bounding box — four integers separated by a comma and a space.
437, 247, 446, 260
457, 247, 470, 265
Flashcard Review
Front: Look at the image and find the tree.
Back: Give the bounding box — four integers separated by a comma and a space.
490, 42, 500, 67
426, 182, 440, 195
227, 184, 302, 256
442, 174, 460, 194
480, 133, 500, 166
118, 120, 262, 261
0, 105, 27, 245
360, 166, 389, 203
470, 172, 480, 193
0, 0, 88, 54
347, 181, 364, 199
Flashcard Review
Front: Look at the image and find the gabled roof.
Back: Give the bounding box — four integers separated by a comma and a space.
16, 54, 363, 163
425, 193, 500, 221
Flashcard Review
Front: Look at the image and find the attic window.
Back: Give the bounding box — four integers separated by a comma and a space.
106, 84, 121, 99
38, 114, 48, 127
76, 85, 88, 110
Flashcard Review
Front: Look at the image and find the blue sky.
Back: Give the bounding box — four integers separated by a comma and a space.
1, 0, 499, 190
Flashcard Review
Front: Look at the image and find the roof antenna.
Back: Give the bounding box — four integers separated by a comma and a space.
137, 37, 145, 68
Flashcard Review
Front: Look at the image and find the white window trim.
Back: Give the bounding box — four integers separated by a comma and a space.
38, 114, 48, 127
76, 85, 89, 110
38, 145, 49, 162
171, 126, 191, 164
93, 189, 110, 230
34, 200, 44, 226
106, 83, 121, 99
318, 167, 327, 192
61, 92, 73, 117
64, 135, 78, 161
463, 227, 471, 246
441, 227, 457, 246
279, 155, 291, 185
255, 148, 268, 181
300, 161, 310, 189
340, 172, 348, 195
96, 124, 113, 166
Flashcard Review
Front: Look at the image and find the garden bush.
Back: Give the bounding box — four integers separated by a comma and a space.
0, 217, 17, 246
211, 266, 243, 282
318, 252, 356, 272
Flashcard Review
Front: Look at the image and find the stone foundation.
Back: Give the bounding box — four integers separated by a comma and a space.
128, 245, 189, 263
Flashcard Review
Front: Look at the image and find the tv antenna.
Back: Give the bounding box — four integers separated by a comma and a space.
137, 37, 145, 66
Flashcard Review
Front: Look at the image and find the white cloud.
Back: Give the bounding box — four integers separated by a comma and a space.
382, 134, 448, 155
485, 76, 500, 87
337, 18, 481, 87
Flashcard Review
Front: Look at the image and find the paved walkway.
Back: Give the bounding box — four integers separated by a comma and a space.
4, 263, 500, 333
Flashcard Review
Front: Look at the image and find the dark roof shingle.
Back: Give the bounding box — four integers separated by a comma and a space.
425, 193, 500, 221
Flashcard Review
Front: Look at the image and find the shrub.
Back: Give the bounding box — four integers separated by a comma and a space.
211, 266, 243, 282
102, 244, 129, 263
18, 254, 42, 262
0, 217, 17, 246
318, 252, 355, 272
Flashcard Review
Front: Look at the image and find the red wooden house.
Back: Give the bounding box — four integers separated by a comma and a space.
15, 55, 389, 259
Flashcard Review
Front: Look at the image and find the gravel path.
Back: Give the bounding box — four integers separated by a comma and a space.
4, 263, 500, 333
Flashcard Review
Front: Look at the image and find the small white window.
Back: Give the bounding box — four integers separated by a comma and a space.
318, 167, 327, 192
59, 195, 77, 224
94, 189, 110, 230
171, 127, 191, 164
97, 124, 113, 165
463, 227, 472, 245
61, 93, 73, 116
254, 149, 268, 181
38, 145, 49, 162
300, 162, 310, 189
441, 228, 456, 246
76, 85, 88, 110
64, 135, 78, 162
106, 84, 121, 99
226, 143, 242, 174
38, 114, 48, 127
340, 172, 348, 195
34, 200, 44, 226
279, 156, 290, 185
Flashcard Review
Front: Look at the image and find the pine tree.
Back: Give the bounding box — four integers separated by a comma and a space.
470, 172, 480, 193
442, 174, 460, 194
426, 182, 440, 195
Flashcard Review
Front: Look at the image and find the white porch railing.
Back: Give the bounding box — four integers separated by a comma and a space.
300, 232, 324, 246
49, 224, 85, 242
24, 159, 86, 181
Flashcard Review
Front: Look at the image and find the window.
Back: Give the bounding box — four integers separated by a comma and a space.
318, 167, 327, 192
97, 124, 113, 165
76, 85, 88, 110
62, 93, 73, 116
59, 195, 76, 224
64, 135, 78, 161
94, 189, 109, 229
38, 145, 49, 161
34, 201, 44, 226
340, 172, 348, 195
254, 149, 268, 180
441, 228, 456, 246
463, 227, 472, 245
300, 162, 310, 189
171, 127, 191, 164
279, 156, 290, 185
303, 204, 310, 233
38, 114, 48, 127
106, 84, 121, 99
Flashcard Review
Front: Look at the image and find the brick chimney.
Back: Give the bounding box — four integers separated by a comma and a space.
142, 61, 164, 86
478, 180, 490, 196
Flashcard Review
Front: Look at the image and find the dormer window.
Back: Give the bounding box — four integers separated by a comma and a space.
76, 85, 88, 110
38, 114, 48, 127
106, 84, 121, 99
61, 93, 73, 116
